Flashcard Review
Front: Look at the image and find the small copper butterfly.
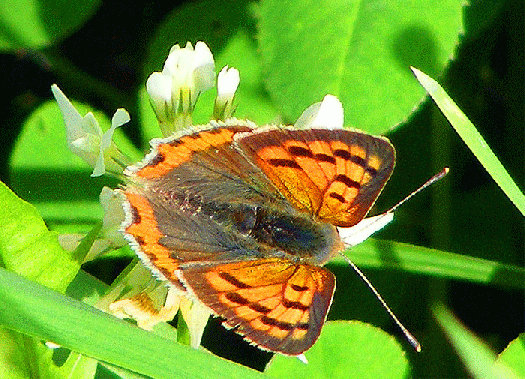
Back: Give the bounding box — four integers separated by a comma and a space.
121, 120, 395, 355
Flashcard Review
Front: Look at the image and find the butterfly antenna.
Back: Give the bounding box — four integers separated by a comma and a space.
337, 167, 449, 352
339, 252, 422, 352
387, 167, 449, 214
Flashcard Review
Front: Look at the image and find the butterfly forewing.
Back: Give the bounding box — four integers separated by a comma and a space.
132, 126, 251, 180
237, 128, 395, 227
123, 125, 288, 274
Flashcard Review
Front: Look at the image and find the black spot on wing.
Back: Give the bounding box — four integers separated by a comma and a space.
267, 159, 302, 169
219, 272, 252, 289
334, 174, 360, 189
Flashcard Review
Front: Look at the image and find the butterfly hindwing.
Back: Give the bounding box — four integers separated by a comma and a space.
178, 258, 336, 355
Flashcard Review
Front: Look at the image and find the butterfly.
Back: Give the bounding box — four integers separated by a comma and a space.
121, 120, 395, 355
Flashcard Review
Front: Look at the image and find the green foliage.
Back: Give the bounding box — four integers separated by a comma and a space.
257, 0, 463, 133
266, 321, 410, 379
0, 268, 265, 379
434, 305, 523, 379
0, 181, 79, 291
413, 68, 525, 216
0, 1, 522, 378
498, 334, 525, 378
0, 0, 100, 49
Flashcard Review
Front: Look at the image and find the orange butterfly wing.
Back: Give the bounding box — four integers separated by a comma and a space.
179, 258, 335, 355
236, 128, 395, 227
123, 125, 287, 284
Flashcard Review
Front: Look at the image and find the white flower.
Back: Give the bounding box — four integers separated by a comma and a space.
51, 84, 129, 177
164, 42, 215, 93
294, 94, 344, 129
91, 109, 130, 177
217, 66, 240, 98
213, 66, 240, 120
146, 41, 215, 135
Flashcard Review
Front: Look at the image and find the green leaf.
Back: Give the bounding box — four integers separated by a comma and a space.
0, 180, 79, 292
0, 268, 266, 379
0, 328, 30, 379
346, 238, 525, 289
433, 304, 521, 379
266, 321, 410, 379
99, 362, 152, 379
0, 181, 96, 379
0, 327, 97, 379
498, 334, 525, 378
0, 0, 101, 49
257, 0, 464, 134
412, 67, 525, 216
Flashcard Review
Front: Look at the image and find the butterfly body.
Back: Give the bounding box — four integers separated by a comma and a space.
122, 120, 394, 355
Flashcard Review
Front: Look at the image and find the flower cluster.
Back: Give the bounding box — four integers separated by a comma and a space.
53, 41, 344, 178
147, 41, 215, 136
